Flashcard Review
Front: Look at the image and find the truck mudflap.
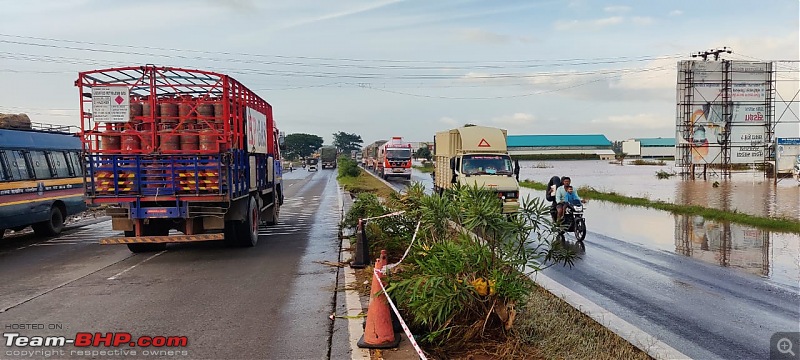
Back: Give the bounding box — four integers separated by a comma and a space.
100, 234, 224, 244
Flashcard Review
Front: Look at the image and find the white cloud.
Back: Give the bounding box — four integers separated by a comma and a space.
279, 0, 405, 30
591, 113, 672, 130
594, 16, 624, 26
669, 10, 683, 16
491, 113, 536, 126
604, 5, 631, 13
554, 16, 623, 31
631, 16, 654, 25
458, 28, 512, 44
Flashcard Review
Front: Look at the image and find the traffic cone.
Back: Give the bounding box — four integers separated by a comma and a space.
357, 250, 400, 349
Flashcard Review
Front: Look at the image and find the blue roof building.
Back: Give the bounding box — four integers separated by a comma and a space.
507, 134, 615, 159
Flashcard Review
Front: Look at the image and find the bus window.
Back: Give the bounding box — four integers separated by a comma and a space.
48, 151, 71, 178
67, 152, 83, 176
28, 151, 51, 180
3, 150, 30, 180
0, 154, 9, 181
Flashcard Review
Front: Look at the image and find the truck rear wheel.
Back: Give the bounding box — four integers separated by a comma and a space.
227, 196, 259, 247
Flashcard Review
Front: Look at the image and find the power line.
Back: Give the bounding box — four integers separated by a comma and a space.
0, 32, 684, 66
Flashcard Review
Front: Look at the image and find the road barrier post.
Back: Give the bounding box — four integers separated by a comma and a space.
350, 219, 370, 269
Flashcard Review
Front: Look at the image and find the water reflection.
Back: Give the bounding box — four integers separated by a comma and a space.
518, 160, 800, 220
675, 215, 770, 278
533, 193, 800, 289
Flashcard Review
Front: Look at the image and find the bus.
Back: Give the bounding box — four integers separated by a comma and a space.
0, 125, 86, 239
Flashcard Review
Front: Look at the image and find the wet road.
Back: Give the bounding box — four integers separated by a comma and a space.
521, 185, 800, 360
0, 169, 344, 359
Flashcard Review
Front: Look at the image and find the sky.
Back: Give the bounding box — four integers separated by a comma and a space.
0, 0, 798, 145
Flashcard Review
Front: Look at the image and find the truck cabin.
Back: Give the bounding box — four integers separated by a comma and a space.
451, 154, 517, 177
385, 148, 412, 161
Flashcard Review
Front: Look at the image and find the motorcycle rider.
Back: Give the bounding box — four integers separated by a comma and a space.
555, 177, 586, 223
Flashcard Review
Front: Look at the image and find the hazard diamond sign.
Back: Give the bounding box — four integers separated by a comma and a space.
478, 138, 491, 147
92, 86, 130, 123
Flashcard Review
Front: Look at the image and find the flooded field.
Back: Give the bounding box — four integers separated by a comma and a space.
518, 160, 800, 220
581, 199, 800, 289
407, 163, 799, 287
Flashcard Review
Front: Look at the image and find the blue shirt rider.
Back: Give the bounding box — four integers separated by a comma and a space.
555, 177, 585, 222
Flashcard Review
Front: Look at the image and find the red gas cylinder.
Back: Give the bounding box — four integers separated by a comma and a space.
159, 130, 180, 152
180, 131, 199, 151
99, 132, 121, 152
160, 101, 179, 125
199, 129, 218, 152
121, 130, 141, 152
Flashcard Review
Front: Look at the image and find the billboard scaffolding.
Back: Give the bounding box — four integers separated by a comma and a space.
676, 60, 777, 179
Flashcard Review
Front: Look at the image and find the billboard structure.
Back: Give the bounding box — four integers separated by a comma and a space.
676, 60, 775, 178
775, 137, 800, 181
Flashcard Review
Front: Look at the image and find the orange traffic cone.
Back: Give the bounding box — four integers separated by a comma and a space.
357, 250, 400, 349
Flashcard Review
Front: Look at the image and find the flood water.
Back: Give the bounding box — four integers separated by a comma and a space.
408, 161, 799, 287
518, 160, 800, 220
515, 159, 800, 289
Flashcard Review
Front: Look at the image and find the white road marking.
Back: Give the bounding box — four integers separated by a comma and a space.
107, 250, 167, 280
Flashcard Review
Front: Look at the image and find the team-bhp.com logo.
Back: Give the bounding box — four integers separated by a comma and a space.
4, 332, 189, 357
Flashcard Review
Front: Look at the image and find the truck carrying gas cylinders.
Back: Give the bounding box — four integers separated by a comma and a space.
77, 65, 284, 252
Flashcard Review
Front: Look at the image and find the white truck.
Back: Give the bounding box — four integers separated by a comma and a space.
433, 126, 520, 214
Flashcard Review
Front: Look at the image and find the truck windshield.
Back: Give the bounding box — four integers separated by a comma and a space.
387, 149, 411, 159
461, 155, 513, 175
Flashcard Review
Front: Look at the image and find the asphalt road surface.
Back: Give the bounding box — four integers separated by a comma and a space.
0, 168, 344, 360
521, 187, 800, 360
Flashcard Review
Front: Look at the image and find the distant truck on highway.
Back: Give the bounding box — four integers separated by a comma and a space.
433, 126, 520, 214
77, 65, 284, 252
376, 137, 413, 181
363, 140, 387, 169
320, 146, 337, 169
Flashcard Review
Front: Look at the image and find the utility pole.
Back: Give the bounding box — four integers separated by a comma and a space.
691, 47, 733, 61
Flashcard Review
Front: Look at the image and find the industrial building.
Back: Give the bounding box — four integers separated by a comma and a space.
621, 138, 675, 159
507, 134, 615, 160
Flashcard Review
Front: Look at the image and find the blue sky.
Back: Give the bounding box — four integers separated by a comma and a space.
0, 0, 797, 144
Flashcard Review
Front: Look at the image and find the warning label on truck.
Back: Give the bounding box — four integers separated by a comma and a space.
246, 107, 268, 154
91, 86, 130, 123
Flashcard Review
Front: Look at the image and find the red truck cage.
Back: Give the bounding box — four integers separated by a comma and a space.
76, 66, 284, 251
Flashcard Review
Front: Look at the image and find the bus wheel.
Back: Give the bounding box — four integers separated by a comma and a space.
32, 206, 65, 236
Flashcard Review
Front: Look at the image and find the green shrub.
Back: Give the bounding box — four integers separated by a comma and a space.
337, 157, 360, 178
385, 184, 578, 349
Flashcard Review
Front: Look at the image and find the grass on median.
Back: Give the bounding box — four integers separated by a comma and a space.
519, 180, 800, 234
513, 285, 652, 360
337, 159, 395, 199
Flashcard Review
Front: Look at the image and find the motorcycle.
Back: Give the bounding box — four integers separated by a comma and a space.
557, 202, 587, 242
545, 176, 586, 242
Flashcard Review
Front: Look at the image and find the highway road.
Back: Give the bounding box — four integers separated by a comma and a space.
0, 168, 348, 359
373, 166, 800, 360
